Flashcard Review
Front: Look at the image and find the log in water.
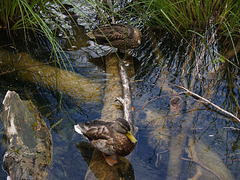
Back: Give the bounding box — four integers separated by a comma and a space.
1, 91, 52, 180
0, 49, 103, 102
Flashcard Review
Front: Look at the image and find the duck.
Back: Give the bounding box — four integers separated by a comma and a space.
74, 118, 137, 166
86, 24, 142, 50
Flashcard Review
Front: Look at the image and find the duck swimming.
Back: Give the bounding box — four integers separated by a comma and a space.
86, 24, 142, 50
74, 118, 137, 166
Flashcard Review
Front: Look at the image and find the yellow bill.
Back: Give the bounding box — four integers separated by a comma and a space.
126, 131, 137, 143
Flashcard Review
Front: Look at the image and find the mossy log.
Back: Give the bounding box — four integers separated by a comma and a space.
100, 53, 123, 121
0, 49, 103, 102
84, 53, 135, 180
1, 91, 52, 180
185, 138, 234, 180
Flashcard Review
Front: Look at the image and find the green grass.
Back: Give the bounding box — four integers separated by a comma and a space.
0, 0, 48, 33
0, 0, 75, 70
138, 0, 240, 36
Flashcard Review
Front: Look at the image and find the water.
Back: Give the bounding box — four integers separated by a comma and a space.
0, 2, 240, 180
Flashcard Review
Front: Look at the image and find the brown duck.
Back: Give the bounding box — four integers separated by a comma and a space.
74, 118, 137, 166
86, 24, 142, 50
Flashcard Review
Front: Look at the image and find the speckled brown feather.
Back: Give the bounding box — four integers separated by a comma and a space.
80, 120, 113, 140
87, 24, 142, 50
75, 119, 136, 156
113, 133, 136, 156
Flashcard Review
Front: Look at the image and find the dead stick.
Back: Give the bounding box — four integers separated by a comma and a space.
116, 61, 134, 129
174, 84, 240, 123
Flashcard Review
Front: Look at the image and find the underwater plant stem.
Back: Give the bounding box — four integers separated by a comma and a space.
190, 15, 224, 91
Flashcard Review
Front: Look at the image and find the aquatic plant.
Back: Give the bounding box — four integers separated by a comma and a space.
0, 0, 79, 71
0, 0, 49, 38
139, 0, 240, 36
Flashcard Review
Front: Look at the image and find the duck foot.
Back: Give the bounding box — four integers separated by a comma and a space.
102, 153, 118, 166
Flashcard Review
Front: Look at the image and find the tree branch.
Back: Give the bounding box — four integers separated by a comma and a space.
174, 84, 240, 123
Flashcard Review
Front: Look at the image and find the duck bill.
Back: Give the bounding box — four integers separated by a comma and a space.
126, 131, 137, 143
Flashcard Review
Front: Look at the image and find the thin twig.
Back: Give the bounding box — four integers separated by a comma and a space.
174, 84, 240, 123
50, 118, 64, 131
223, 127, 240, 131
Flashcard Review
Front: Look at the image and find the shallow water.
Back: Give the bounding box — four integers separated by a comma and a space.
0, 1, 240, 180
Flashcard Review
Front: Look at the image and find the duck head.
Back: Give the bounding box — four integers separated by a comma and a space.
114, 118, 137, 143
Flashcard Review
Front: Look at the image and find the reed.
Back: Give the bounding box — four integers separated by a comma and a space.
0, 0, 73, 69
138, 0, 240, 36
0, 0, 48, 34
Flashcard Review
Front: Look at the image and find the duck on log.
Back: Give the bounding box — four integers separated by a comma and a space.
74, 53, 137, 180
86, 24, 142, 50
74, 59, 137, 167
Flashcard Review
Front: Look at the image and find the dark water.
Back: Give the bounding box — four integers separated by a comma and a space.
0, 1, 240, 180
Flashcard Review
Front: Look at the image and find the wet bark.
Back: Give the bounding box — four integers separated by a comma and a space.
0, 49, 103, 102
100, 53, 123, 121
1, 91, 52, 180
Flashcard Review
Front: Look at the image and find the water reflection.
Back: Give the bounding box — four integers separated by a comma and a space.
76, 142, 135, 180
134, 28, 240, 179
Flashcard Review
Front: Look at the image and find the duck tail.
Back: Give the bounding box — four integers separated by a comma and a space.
74, 124, 83, 135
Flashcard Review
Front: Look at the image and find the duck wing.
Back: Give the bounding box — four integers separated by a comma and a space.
75, 120, 114, 141
92, 25, 134, 41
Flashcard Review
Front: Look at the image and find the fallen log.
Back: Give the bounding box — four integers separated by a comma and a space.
0, 49, 103, 102
100, 53, 123, 121
83, 53, 135, 180
1, 91, 52, 180
185, 138, 234, 180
